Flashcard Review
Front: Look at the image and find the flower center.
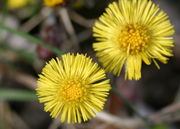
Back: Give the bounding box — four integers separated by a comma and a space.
61, 80, 86, 101
119, 24, 150, 55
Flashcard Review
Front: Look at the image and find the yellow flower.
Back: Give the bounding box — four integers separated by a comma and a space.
7, 0, 30, 9
36, 53, 111, 123
93, 0, 175, 80
44, 0, 66, 7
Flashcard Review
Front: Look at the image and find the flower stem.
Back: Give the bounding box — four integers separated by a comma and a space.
111, 75, 152, 128
111, 88, 152, 128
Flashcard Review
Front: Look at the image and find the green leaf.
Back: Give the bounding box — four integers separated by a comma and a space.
0, 88, 37, 101
0, 24, 65, 55
151, 124, 169, 129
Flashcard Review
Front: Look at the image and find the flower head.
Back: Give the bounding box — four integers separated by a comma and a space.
93, 0, 175, 80
44, 0, 67, 7
7, 0, 30, 9
36, 53, 111, 123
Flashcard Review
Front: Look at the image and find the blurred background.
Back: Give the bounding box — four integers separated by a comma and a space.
0, 0, 180, 129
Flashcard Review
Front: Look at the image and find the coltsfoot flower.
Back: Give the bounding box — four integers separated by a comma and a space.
93, 0, 175, 80
44, 0, 67, 7
36, 53, 111, 123
7, 0, 30, 9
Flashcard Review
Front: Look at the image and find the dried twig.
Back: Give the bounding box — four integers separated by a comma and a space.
64, 124, 76, 129
14, 72, 37, 90
0, 102, 30, 129
21, 7, 53, 33
58, 7, 79, 51
96, 111, 144, 129
11, 112, 31, 129
68, 10, 95, 28
48, 116, 61, 129
0, 61, 37, 90
96, 103, 180, 129
77, 29, 92, 42
149, 102, 180, 123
